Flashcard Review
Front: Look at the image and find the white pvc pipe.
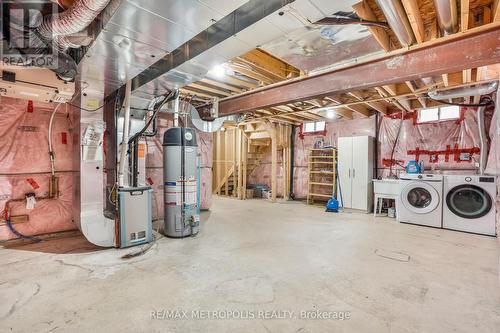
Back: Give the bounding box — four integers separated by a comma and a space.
428, 81, 499, 100
48, 103, 62, 176
118, 80, 132, 187
173, 95, 180, 127
477, 106, 487, 175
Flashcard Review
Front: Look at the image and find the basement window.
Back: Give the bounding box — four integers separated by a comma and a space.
303, 121, 326, 133
417, 105, 460, 123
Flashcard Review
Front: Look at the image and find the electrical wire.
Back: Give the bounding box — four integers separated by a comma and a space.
121, 228, 163, 259
65, 102, 106, 112
426, 95, 494, 107
127, 90, 179, 146
6, 220, 41, 243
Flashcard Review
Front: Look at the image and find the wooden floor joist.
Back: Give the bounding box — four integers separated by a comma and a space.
218, 23, 500, 116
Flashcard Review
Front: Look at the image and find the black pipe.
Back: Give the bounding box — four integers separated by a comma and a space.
289, 125, 296, 200
132, 140, 139, 187
129, 90, 178, 187
316, 16, 390, 29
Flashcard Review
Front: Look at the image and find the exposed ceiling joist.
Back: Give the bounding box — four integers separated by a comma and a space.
348, 91, 388, 114
494, 0, 500, 21
200, 79, 242, 93
218, 24, 500, 116
461, 0, 470, 32
228, 63, 273, 85
210, 74, 257, 90
401, 0, 425, 43
405, 81, 426, 108
188, 83, 231, 97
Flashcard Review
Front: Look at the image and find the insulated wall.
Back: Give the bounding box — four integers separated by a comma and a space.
292, 117, 375, 199
0, 97, 77, 241
248, 106, 497, 202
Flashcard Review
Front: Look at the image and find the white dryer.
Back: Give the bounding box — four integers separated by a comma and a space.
443, 175, 497, 236
398, 174, 443, 228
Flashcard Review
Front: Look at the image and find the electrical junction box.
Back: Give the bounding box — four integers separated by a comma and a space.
118, 186, 153, 248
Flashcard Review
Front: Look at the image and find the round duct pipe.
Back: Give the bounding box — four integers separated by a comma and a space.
375, 0, 415, 47
433, 0, 458, 35
428, 81, 499, 100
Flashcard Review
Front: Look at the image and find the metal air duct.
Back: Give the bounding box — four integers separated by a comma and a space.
375, 0, 415, 47
427, 81, 499, 100
433, 0, 458, 35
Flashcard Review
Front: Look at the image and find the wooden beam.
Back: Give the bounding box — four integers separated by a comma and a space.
200, 78, 242, 93
187, 83, 232, 96
227, 63, 274, 85
405, 81, 426, 108
484, 6, 492, 23
180, 88, 217, 99
442, 73, 449, 87
494, 0, 500, 22
348, 91, 388, 114
375, 86, 409, 113
261, 121, 278, 203
333, 107, 355, 119
346, 104, 371, 117
463, 69, 472, 84
235, 57, 284, 81
461, 0, 470, 32
352, 1, 391, 51
211, 74, 258, 89
262, 109, 302, 124
401, 0, 425, 43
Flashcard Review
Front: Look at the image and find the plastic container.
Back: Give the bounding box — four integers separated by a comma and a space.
405, 160, 422, 174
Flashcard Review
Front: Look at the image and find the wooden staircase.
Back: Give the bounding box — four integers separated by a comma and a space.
213, 120, 292, 202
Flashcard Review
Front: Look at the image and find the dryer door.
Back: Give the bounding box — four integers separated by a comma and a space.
401, 182, 440, 214
446, 185, 492, 219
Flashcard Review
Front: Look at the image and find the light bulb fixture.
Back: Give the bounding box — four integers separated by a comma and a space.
210, 64, 226, 78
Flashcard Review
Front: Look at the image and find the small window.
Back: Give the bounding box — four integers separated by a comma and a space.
303, 121, 326, 133
439, 105, 460, 120
418, 105, 460, 123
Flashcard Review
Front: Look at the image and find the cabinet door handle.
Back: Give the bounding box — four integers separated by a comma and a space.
353, 169, 355, 178
348, 169, 351, 178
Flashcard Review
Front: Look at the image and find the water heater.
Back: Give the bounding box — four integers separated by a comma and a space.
163, 127, 200, 237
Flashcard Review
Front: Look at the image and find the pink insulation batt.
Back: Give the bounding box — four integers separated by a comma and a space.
0, 98, 214, 241
0, 97, 77, 240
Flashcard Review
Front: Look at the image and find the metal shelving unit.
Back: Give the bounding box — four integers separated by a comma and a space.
307, 148, 337, 205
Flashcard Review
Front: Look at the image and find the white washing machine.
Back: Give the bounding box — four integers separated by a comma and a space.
398, 174, 443, 228
443, 175, 497, 236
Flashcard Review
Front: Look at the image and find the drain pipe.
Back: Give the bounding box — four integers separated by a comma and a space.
477, 106, 488, 175
173, 95, 180, 127
118, 80, 131, 187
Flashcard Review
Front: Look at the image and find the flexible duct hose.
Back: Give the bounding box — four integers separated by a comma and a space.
37, 0, 110, 39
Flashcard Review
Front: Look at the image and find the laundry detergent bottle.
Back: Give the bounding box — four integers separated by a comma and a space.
405, 160, 422, 174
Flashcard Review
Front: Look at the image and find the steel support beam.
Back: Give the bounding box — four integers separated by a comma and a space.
129, 0, 294, 93
219, 24, 500, 116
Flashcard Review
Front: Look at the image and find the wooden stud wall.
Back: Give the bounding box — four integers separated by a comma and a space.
213, 121, 292, 202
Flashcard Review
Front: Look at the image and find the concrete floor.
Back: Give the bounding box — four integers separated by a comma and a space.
1, 197, 499, 333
